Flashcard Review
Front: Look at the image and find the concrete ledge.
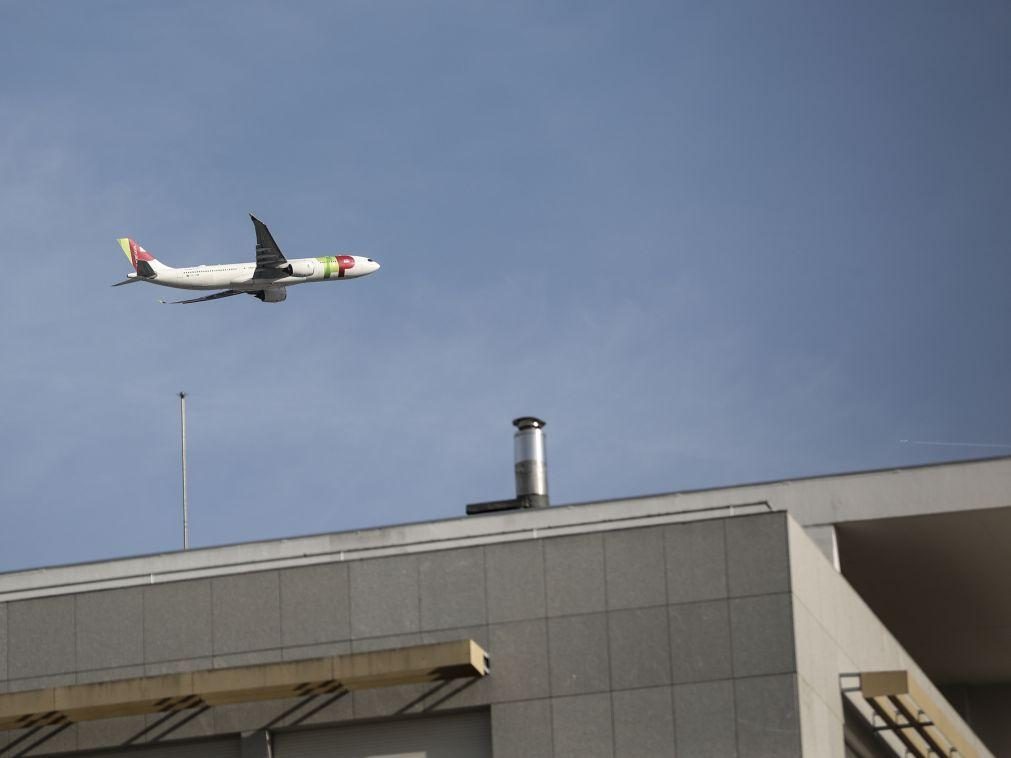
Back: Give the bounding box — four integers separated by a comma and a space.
0, 501, 772, 602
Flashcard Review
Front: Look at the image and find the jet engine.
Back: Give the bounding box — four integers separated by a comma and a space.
255, 288, 287, 303
283, 260, 315, 277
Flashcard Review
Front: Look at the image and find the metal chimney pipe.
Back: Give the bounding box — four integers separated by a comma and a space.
513, 416, 548, 508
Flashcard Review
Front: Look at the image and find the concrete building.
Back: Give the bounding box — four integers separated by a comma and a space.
1, 452, 1009, 757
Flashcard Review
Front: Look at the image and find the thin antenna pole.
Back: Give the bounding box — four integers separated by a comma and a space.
179, 391, 189, 550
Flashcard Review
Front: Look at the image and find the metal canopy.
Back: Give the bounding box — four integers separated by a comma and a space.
0, 640, 489, 732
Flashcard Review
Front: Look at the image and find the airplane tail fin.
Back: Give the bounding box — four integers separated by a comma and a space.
116, 238, 170, 277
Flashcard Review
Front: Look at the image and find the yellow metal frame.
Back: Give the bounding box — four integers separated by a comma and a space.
853, 670, 977, 758
0, 640, 489, 731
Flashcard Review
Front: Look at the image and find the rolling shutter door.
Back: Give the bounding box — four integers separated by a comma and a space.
67, 737, 241, 758
273, 710, 491, 758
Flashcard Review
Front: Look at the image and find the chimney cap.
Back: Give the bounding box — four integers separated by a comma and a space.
513, 416, 546, 430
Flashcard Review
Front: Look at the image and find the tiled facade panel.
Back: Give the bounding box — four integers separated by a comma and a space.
143, 580, 213, 663
349, 554, 419, 638
76, 713, 148, 752
603, 527, 666, 609
419, 547, 486, 630
7, 595, 75, 680
490, 699, 553, 758
669, 600, 733, 684
544, 533, 606, 616
730, 592, 796, 678
612, 687, 676, 758
75, 588, 144, 671
0, 512, 802, 757
665, 519, 728, 603
485, 540, 546, 623
726, 513, 791, 597
735, 674, 802, 757
349, 674, 432, 722
8, 719, 78, 755
211, 571, 281, 655
551, 692, 614, 758
547, 613, 610, 696
608, 606, 671, 689
487, 619, 550, 702
279, 563, 350, 648
673, 679, 739, 757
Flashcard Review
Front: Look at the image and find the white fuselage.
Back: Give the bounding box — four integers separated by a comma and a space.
153, 255, 379, 291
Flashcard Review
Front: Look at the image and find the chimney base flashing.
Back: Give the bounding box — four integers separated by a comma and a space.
465, 494, 549, 516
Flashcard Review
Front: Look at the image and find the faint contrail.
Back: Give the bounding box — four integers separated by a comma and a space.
899, 439, 1011, 449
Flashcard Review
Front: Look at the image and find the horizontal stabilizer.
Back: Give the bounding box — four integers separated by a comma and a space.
111, 276, 142, 287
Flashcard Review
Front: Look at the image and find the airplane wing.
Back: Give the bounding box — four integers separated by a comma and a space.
160, 290, 245, 305
251, 214, 287, 269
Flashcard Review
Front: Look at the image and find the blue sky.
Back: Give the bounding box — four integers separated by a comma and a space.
0, 1, 1009, 572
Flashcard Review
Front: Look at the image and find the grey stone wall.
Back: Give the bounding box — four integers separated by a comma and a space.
0, 512, 801, 757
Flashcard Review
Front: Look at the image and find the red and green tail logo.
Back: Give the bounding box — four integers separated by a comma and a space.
117, 238, 155, 271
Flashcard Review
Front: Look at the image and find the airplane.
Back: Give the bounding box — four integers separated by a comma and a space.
112, 214, 380, 303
